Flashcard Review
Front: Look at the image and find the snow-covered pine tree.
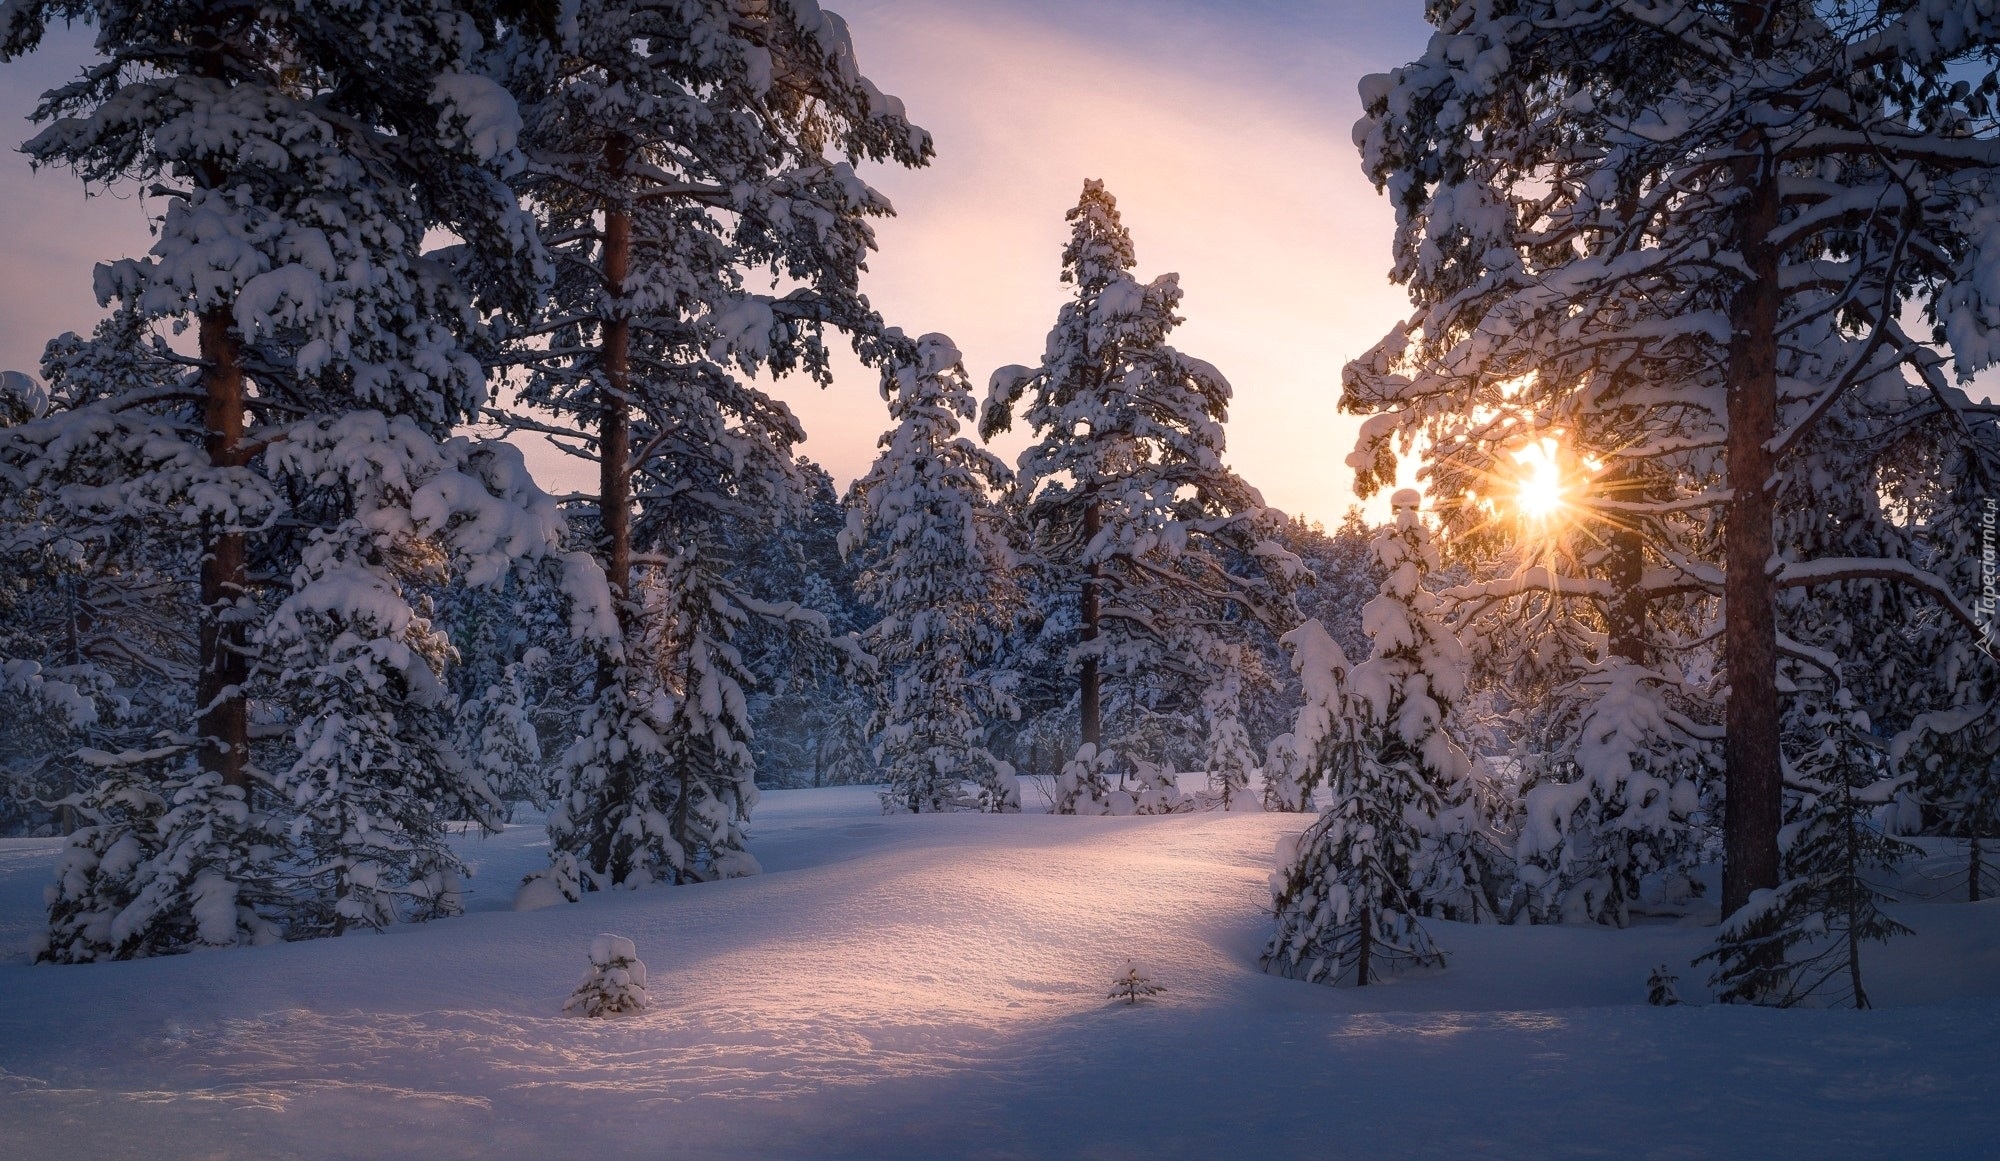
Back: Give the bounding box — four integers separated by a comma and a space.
42, 743, 283, 960
1108, 960, 1164, 1005
500, 0, 928, 890
461, 660, 547, 815
981, 179, 1295, 797
1894, 705, 2000, 902
1199, 647, 1258, 810
565, 933, 649, 1017
843, 334, 1020, 814
1264, 491, 1467, 985
261, 554, 496, 935
1646, 965, 1684, 1007
1048, 742, 1112, 816
3, 0, 544, 794
0, 352, 190, 837
989, 530, 1115, 770
1237, 511, 1384, 796
2, 326, 284, 956
417, 547, 575, 818
1346, 0, 2000, 925
1264, 618, 1353, 813
1770, 352, 2000, 903
742, 460, 877, 789
1515, 663, 1709, 926
259, 423, 565, 934
5, 0, 565, 957
1700, 691, 1914, 1008
256, 427, 572, 936
649, 546, 765, 881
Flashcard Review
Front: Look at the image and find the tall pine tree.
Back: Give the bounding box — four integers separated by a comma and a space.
3, 0, 563, 958
1346, 0, 2000, 926
982, 179, 1294, 799
502, 0, 929, 890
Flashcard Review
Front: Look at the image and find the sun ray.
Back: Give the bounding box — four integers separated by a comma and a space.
1511, 437, 1568, 524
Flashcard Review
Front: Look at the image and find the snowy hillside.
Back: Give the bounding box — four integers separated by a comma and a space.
1, 785, 1996, 1161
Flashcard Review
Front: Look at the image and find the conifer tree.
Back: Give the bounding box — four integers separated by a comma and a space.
1052, 742, 1119, 816
982, 179, 1293, 795
1265, 491, 1469, 985
742, 459, 877, 789
1515, 664, 1709, 925
1199, 650, 1258, 810
1346, 0, 2000, 922
3, 0, 567, 958
501, 0, 928, 890
1895, 706, 2000, 902
843, 335, 1020, 814
565, 933, 649, 1017
1701, 691, 1913, 1008
1261, 619, 1353, 813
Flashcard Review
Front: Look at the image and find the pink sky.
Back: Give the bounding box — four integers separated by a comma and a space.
0, 2, 1434, 524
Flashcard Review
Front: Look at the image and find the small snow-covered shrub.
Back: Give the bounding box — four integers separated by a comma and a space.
565, 934, 649, 1017
1126, 760, 1187, 815
1055, 743, 1118, 815
1108, 959, 1164, 1006
514, 852, 582, 912
1647, 965, 1683, 1007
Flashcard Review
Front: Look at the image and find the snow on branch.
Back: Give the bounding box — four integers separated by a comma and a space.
1775, 558, 1983, 637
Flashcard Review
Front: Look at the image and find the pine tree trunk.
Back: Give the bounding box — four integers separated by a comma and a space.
598, 133, 634, 698
1080, 493, 1101, 748
671, 649, 699, 886
1845, 780, 1870, 1009
196, 306, 251, 793
1603, 180, 1649, 668
1604, 461, 1648, 665
1971, 835, 1984, 904
1355, 910, 1373, 987
188, 23, 251, 795
1720, 114, 1783, 921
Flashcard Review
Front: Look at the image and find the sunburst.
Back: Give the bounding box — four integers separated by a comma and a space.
1511, 438, 1568, 524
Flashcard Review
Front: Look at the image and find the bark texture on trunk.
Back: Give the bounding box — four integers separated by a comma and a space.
598, 134, 634, 694
197, 306, 251, 792
1079, 494, 1101, 749
1721, 123, 1783, 920
1603, 459, 1649, 665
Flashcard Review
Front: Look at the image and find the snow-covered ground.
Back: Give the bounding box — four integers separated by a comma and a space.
1, 784, 1996, 1160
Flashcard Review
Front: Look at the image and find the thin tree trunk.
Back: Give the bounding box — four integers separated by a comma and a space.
1355, 911, 1373, 987
598, 133, 634, 696
197, 306, 251, 793
1846, 781, 1869, 1009
1604, 461, 1648, 665
1971, 835, 1984, 904
1080, 493, 1101, 748
1721, 119, 1783, 920
188, 1, 251, 797
1604, 186, 1648, 667
672, 651, 697, 886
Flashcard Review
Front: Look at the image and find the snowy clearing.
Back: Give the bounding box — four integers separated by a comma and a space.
2, 785, 1996, 1160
